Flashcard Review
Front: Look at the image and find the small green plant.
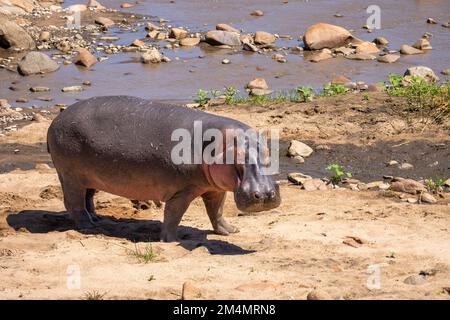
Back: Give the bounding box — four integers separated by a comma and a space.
321, 84, 348, 96
191, 89, 209, 106
83, 290, 107, 300
326, 163, 352, 185
129, 243, 157, 263
424, 178, 446, 194
362, 94, 370, 101
386, 74, 449, 125
209, 89, 222, 99
224, 86, 239, 104
295, 86, 314, 102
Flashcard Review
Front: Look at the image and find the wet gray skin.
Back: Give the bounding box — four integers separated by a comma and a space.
47, 96, 281, 242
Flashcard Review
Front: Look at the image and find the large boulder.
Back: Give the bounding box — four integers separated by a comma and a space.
404, 66, 439, 83
0, 15, 35, 50
0, 0, 35, 15
73, 48, 97, 68
303, 23, 361, 50
205, 30, 241, 46
18, 51, 59, 75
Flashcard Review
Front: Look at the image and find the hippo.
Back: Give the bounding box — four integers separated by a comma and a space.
47, 96, 281, 242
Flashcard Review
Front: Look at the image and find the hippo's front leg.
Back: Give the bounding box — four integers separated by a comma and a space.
160, 191, 195, 242
202, 191, 239, 236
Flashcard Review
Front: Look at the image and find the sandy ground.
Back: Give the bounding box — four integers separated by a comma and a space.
1, 93, 450, 300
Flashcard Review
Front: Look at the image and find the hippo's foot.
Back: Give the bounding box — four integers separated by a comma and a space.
88, 211, 103, 222
71, 210, 98, 230
160, 229, 178, 242
214, 219, 240, 236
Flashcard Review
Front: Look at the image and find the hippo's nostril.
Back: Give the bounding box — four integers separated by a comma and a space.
252, 192, 262, 200
267, 190, 276, 199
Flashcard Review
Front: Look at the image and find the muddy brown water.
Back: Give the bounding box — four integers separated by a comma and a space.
0, 0, 449, 108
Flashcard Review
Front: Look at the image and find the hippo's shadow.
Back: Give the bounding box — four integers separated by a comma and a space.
6, 210, 254, 255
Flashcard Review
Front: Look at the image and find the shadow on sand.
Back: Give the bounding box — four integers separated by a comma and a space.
7, 210, 255, 256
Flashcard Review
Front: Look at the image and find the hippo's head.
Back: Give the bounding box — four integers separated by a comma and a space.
233, 162, 281, 213
206, 128, 281, 213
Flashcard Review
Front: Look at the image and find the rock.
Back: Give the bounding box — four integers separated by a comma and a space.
413, 39, 432, 51
398, 162, 413, 170
205, 30, 241, 46
444, 178, 450, 187
441, 69, 450, 76
216, 23, 239, 34
367, 84, 383, 92
39, 31, 51, 42
442, 22, 450, 28
30, 86, 50, 92
67, 4, 87, 12
308, 50, 333, 62
141, 48, 162, 64
400, 45, 423, 55
390, 178, 426, 194
422, 32, 433, 40
170, 27, 188, 40
404, 66, 439, 83
287, 140, 313, 158
272, 54, 286, 63
87, 0, 106, 9
377, 54, 400, 63
222, 58, 230, 64
360, 181, 384, 190
73, 48, 97, 68
249, 89, 273, 96
246, 78, 268, 90
0, 17, 35, 50
426, 18, 437, 24
355, 41, 379, 54
287, 172, 312, 185
120, 2, 135, 8
95, 17, 115, 28
333, 46, 354, 56
307, 290, 332, 300
62, 86, 83, 92
303, 23, 361, 50
145, 22, 159, 31
18, 52, 59, 76
404, 275, 427, 285
388, 160, 399, 166
131, 39, 145, 47
374, 37, 389, 46
179, 37, 200, 47
331, 75, 352, 86
303, 179, 328, 191
181, 281, 202, 300
250, 10, 264, 17
254, 31, 275, 45
420, 193, 437, 204
346, 53, 376, 60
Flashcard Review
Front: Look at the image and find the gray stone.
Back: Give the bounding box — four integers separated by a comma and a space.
18, 52, 59, 75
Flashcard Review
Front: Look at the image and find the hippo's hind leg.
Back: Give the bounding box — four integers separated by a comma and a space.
160, 191, 195, 242
58, 174, 96, 229
85, 188, 102, 222
202, 191, 239, 236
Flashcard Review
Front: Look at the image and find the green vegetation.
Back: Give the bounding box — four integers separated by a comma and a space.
386, 73, 450, 125
191, 89, 209, 107
129, 243, 157, 263
320, 84, 349, 96
326, 163, 352, 185
424, 177, 447, 194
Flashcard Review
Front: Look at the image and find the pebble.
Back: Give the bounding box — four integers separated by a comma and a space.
30, 86, 50, 92
420, 193, 437, 204
182, 281, 202, 300
307, 290, 332, 300
404, 275, 427, 285
398, 163, 413, 170
426, 18, 437, 24
250, 10, 264, 17
62, 86, 83, 92
222, 59, 230, 64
